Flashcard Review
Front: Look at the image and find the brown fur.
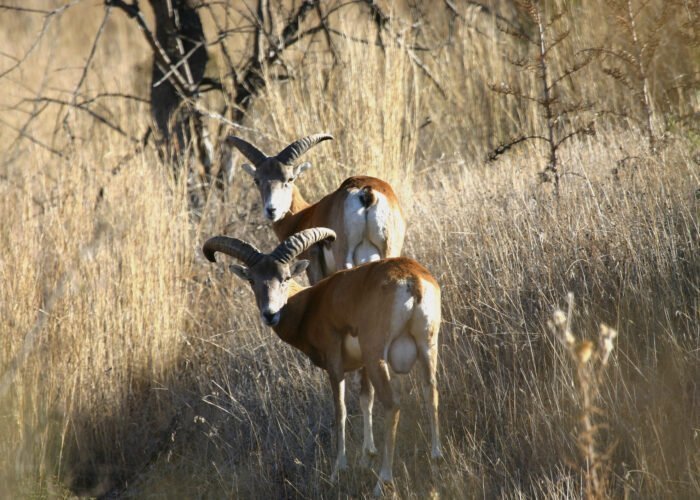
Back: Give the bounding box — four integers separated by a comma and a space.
264, 256, 442, 489
273, 257, 438, 371
217, 248, 443, 491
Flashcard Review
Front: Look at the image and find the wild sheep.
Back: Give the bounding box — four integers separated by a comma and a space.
203, 228, 442, 496
226, 134, 406, 284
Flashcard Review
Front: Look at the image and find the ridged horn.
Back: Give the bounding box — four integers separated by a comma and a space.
275, 133, 333, 165
271, 228, 337, 264
203, 236, 263, 267
225, 136, 268, 166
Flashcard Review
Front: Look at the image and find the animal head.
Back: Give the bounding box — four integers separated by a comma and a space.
225, 134, 333, 222
203, 228, 336, 327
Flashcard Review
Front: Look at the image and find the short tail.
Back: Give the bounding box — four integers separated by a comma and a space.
359, 186, 377, 208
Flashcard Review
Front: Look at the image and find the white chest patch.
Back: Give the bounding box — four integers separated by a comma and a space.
343, 335, 363, 363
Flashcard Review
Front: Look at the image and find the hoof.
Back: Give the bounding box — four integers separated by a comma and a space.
359, 448, 377, 467
330, 460, 348, 483
373, 479, 395, 497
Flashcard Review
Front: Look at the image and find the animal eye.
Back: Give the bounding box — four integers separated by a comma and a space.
286, 178, 294, 183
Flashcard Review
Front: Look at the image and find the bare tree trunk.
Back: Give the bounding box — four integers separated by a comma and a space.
533, 4, 559, 197
625, 0, 656, 153
148, 0, 209, 168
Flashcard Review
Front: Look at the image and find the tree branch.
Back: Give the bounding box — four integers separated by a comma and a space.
487, 134, 550, 161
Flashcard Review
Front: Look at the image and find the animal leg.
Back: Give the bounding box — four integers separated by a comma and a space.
359, 367, 378, 466
418, 343, 442, 459
343, 192, 365, 269
328, 368, 348, 482
364, 359, 400, 496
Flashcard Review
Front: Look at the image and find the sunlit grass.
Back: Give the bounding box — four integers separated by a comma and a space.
0, 1, 698, 497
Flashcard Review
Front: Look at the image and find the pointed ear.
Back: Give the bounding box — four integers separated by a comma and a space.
293, 161, 312, 179
290, 259, 310, 277
242, 163, 257, 177
229, 264, 251, 281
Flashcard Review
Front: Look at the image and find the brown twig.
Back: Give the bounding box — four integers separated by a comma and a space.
0, 2, 79, 80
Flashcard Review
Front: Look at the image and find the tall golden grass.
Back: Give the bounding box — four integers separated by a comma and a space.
1, 0, 698, 497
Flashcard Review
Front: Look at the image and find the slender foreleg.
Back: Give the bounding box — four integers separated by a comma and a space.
328, 367, 348, 482
359, 367, 378, 466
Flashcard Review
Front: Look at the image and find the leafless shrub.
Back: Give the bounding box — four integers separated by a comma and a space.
592, 0, 684, 153
488, 0, 595, 197
1, 1, 698, 498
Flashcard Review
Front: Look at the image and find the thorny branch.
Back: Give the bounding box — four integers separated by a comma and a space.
24, 97, 140, 142
487, 134, 550, 161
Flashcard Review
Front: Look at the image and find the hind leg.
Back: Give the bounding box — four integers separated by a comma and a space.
354, 241, 381, 266
359, 367, 378, 466
417, 343, 442, 459
364, 359, 400, 496
343, 193, 365, 268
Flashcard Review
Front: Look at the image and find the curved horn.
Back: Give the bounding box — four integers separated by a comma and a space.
275, 133, 333, 165
203, 236, 263, 267
225, 136, 267, 166
271, 228, 337, 264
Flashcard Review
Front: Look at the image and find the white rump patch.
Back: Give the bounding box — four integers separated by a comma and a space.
343, 192, 365, 268
343, 190, 392, 268
383, 283, 417, 373
365, 191, 391, 251
414, 279, 441, 341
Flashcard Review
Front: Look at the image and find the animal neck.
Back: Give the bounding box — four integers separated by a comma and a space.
272, 185, 311, 241
271, 284, 311, 349
289, 185, 310, 213
288, 279, 307, 297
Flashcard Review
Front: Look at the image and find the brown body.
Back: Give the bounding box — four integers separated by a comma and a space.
271, 257, 442, 494
203, 229, 442, 495
275, 257, 438, 372
225, 134, 406, 284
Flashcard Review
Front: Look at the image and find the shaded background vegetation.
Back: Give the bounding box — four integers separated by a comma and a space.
0, 0, 698, 497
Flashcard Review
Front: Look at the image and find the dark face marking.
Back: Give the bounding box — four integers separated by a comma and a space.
229, 255, 309, 327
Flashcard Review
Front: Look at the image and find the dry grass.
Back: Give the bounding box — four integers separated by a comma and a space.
1, 0, 698, 498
